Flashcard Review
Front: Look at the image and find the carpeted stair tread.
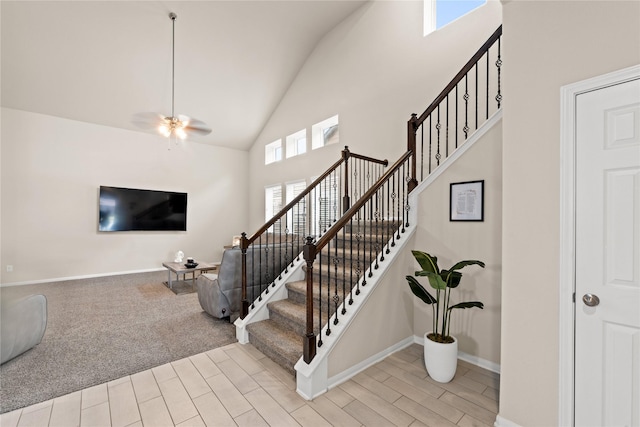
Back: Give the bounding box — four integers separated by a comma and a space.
268, 299, 324, 336
247, 319, 301, 376
287, 280, 332, 307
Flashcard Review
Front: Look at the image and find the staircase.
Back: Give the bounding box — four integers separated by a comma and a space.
236, 25, 503, 393
245, 220, 399, 375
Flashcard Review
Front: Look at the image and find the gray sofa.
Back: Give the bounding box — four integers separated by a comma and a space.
1, 294, 47, 364
196, 241, 295, 319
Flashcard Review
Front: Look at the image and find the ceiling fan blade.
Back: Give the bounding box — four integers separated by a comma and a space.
183, 118, 212, 136
132, 112, 165, 130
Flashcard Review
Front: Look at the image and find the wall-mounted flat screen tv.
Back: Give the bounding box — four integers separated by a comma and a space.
99, 186, 187, 232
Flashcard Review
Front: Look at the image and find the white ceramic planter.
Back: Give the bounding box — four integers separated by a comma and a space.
423, 332, 458, 383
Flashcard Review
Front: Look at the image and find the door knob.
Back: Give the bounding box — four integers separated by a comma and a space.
582, 293, 600, 307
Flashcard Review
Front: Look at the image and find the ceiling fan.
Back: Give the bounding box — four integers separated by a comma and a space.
133, 12, 211, 141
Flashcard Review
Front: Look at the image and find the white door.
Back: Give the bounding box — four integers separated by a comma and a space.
575, 78, 640, 426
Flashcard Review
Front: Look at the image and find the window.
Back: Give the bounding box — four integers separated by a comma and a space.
286, 129, 307, 158
424, 0, 486, 35
265, 184, 282, 223
311, 172, 341, 235
286, 180, 307, 236
265, 140, 282, 165
312, 115, 339, 150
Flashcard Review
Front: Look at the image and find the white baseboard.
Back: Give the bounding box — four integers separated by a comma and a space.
412, 334, 501, 374
0, 267, 165, 287
494, 414, 521, 427
326, 336, 415, 391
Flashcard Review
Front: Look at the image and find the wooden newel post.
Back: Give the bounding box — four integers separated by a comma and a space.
407, 114, 418, 192
303, 236, 317, 363
240, 232, 249, 319
342, 146, 351, 213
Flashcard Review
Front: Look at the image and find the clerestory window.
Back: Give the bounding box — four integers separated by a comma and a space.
286, 129, 307, 158
312, 115, 340, 150
424, 0, 486, 36
265, 140, 282, 165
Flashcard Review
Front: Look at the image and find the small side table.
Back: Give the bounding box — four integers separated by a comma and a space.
162, 261, 221, 290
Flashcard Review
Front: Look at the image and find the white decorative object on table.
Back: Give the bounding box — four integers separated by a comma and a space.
174, 251, 184, 262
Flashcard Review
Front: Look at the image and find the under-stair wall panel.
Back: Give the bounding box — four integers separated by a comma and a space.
413, 118, 502, 366
326, 234, 416, 378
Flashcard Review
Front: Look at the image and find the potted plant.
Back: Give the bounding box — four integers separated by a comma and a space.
406, 250, 485, 383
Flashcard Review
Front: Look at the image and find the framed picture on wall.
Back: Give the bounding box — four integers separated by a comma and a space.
450, 180, 484, 221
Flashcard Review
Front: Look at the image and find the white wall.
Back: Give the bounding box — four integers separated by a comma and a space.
413, 119, 502, 365
247, 0, 503, 231
500, 1, 640, 425
0, 108, 249, 284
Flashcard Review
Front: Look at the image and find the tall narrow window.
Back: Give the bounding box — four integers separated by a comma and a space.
265, 140, 282, 165
311, 172, 340, 236
312, 115, 339, 150
286, 180, 307, 237
265, 184, 282, 233
286, 129, 307, 158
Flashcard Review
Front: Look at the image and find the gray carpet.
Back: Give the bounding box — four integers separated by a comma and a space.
0, 271, 236, 413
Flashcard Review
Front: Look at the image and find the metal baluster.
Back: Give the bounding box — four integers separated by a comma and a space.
420, 123, 425, 181
445, 94, 449, 158
436, 105, 441, 166
391, 172, 396, 247
475, 63, 478, 130
396, 169, 401, 239
496, 37, 502, 109
332, 237, 340, 325
429, 116, 433, 173
264, 233, 270, 295
317, 248, 323, 348
374, 193, 379, 270
464, 74, 469, 139
455, 85, 459, 149
486, 49, 489, 120
344, 223, 350, 312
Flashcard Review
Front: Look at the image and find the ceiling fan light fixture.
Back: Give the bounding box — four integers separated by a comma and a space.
133, 12, 211, 143
159, 116, 188, 140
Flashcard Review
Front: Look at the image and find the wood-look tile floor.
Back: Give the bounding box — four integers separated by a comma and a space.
0, 343, 499, 427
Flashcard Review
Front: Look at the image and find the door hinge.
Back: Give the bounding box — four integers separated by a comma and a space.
572, 292, 576, 303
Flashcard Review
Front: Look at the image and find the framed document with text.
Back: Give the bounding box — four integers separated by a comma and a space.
450, 180, 484, 221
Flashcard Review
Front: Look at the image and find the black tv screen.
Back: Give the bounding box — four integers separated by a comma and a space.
99, 186, 187, 232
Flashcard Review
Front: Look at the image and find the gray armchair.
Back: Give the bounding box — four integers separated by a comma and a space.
196, 241, 295, 319
1, 294, 47, 364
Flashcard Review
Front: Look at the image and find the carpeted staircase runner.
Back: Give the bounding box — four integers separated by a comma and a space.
246, 221, 400, 375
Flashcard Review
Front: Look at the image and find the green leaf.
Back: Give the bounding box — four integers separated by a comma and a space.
440, 269, 462, 288
422, 271, 447, 290
405, 276, 437, 304
411, 251, 439, 274
448, 301, 484, 311
449, 260, 485, 271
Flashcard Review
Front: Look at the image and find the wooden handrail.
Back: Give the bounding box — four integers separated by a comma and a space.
315, 151, 412, 252
303, 25, 503, 364
414, 25, 502, 127
245, 148, 388, 246
240, 147, 389, 319
349, 152, 389, 166
245, 157, 345, 246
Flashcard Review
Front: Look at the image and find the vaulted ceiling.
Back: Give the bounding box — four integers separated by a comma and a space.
1, 1, 367, 149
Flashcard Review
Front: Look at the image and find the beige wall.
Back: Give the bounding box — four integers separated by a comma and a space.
413, 119, 502, 365
1, 108, 249, 284
247, 0, 503, 231
327, 117, 502, 377
328, 234, 415, 377
500, 1, 640, 425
